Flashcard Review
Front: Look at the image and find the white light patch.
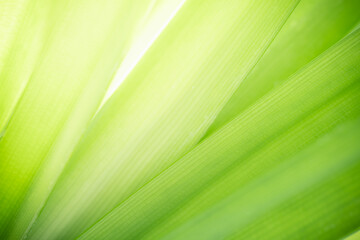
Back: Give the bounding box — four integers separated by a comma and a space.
97, 0, 187, 112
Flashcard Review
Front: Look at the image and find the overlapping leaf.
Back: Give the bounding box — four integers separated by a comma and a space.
205, 0, 360, 136
76, 27, 360, 239
0, 0, 359, 239
0, 0, 184, 238
23, 1, 300, 239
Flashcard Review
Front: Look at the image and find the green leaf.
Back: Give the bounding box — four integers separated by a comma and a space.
0, 0, 60, 134
165, 118, 360, 240
75, 27, 360, 240
1, 0, 359, 239
23, 1, 300, 239
0, 0, 183, 238
346, 230, 360, 240
205, 0, 360, 136
144, 78, 360, 240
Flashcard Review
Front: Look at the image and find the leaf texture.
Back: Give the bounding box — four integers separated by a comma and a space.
76, 27, 360, 240
23, 0, 300, 239
0, 0, 359, 239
